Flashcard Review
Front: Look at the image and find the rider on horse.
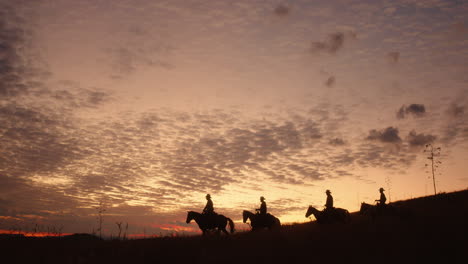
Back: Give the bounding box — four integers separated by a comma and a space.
203, 194, 215, 214
255, 196, 269, 225
203, 194, 217, 221
375, 187, 387, 213
256, 196, 267, 215
323, 190, 335, 218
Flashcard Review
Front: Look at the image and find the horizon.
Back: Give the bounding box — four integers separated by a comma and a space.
1, 188, 466, 238
1, 0, 467, 237
1, 188, 467, 238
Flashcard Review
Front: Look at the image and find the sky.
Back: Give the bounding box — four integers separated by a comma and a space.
1, 0, 467, 237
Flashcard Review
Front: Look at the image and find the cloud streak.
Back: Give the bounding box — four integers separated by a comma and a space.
310, 31, 356, 55
387, 51, 400, 63
0, 4, 29, 97
397, 104, 426, 119
407, 130, 436, 147
273, 4, 290, 17
367, 127, 402, 143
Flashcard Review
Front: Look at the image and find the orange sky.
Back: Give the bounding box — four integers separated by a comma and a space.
1, 0, 467, 236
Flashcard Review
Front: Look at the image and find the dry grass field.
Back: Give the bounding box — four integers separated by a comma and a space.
2, 189, 467, 264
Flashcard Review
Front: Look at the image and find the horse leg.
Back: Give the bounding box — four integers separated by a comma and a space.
221, 227, 229, 235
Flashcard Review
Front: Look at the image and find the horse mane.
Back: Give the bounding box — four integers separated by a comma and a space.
243, 210, 254, 223
187, 211, 201, 216
360, 202, 373, 210
242, 210, 255, 218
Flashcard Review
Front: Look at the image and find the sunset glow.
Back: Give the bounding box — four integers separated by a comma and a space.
0, 230, 73, 237
1, 0, 467, 236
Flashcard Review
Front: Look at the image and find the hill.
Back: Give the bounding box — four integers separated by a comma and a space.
2, 189, 467, 263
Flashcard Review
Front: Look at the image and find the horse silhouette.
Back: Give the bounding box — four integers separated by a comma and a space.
359, 202, 377, 220
186, 211, 235, 235
360, 202, 400, 221
305, 206, 351, 224
242, 210, 281, 231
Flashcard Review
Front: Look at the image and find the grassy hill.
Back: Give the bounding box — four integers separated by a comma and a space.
2, 189, 467, 263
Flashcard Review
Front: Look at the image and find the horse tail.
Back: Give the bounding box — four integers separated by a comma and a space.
276, 217, 281, 227
227, 218, 235, 234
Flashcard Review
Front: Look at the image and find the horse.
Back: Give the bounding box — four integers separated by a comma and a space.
360, 202, 400, 221
186, 211, 235, 235
242, 210, 281, 231
359, 202, 377, 220
305, 206, 351, 224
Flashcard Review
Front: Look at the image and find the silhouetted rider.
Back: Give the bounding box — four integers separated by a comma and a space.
324, 190, 334, 210
323, 189, 335, 219
255, 196, 268, 226
375, 187, 387, 213
203, 194, 215, 214
375, 187, 386, 205
256, 196, 267, 215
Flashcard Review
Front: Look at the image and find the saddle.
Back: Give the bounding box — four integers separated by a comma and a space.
201, 212, 219, 228
322, 208, 338, 219
255, 213, 273, 226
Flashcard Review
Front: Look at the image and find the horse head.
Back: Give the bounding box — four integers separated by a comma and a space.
242, 210, 249, 223
359, 203, 365, 214
186, 211, 196, 224
360, 202, 372, 214
305, 206, 318, 218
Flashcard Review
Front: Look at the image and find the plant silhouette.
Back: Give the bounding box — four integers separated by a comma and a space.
424, 144, 442, 195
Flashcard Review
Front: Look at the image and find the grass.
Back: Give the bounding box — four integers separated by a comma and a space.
2, 189, 467, 263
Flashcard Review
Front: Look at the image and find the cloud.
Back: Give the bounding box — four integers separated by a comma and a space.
383, 7, 397, 15
367, 127, 402, 143
55, 85, 113, 108
406, 130, 436, 147
396, 104, 426, 119
325, 76, 335, 87
446, 103, 464, 118
0, 4, 29, 97
105, 32, 175, 79
310, 31, 356, 55
155, 117, 321, 190
448, 22, 468, 41
0, 107, 325, 211
0, 173, 83, 226
259, 166, 306, 185
0, 88, 112, 179
441, 101, 468, 144
0, 1, 123, 234
353, 142, 416, 171
0, 104, 83, 179
401, 0, 454, 9
387, 51, 400, 63
274, 4, 290, 16
1, 99, 436, 234
329, 137, 345, 146
330, 152, 355, 166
